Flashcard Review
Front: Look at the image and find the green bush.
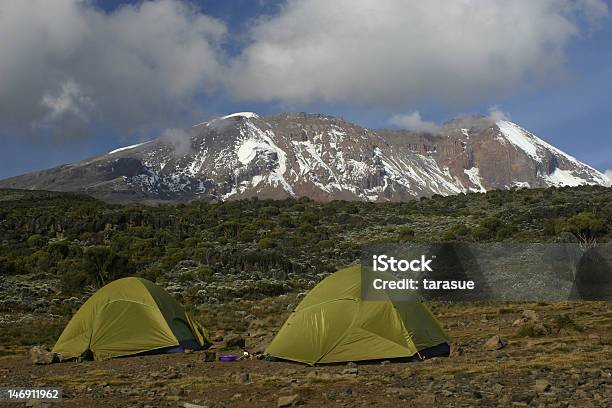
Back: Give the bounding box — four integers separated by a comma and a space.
61, 268, 90, 294
398, 226, 415, 241
196, 265, 214, 282
442, 224, 471, 241
258, 237, 276, 249
558, 212, 607, 240
0, 257, 19, 275
515, 322, 550, 337
26, 234, 47, 249
317, 239, 333, 250
553, 314, 583, 333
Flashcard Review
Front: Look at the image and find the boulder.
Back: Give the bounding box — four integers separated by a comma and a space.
341, 367, 358, 376
483, 335, 506, 351
534, 379, 551, 393
203, 351, 216, 362
30, 345, 59, 365
179, 403, 207, 408
522, 309, 539, 321
224, 334, 246, 349
237, 372, 251, 384
277, 394, 300, 407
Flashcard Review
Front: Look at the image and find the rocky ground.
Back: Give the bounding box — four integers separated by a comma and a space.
0, 297, 610, 407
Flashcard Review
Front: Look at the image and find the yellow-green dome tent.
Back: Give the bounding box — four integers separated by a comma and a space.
53, 277, 210, 361
265, 265, 450, 365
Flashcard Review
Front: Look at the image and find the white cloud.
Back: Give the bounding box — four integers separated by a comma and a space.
486, 106, 510, 122
0, 0, 226, 138
389, 112, 440, 133
0, 0, 609, 139
605, 170, 612, 186
229, 0, 608, 106
41, 79, 93, 122
161, 128, 193, 156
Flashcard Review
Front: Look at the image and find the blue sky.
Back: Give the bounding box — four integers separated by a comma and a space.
0, 0, 611, 179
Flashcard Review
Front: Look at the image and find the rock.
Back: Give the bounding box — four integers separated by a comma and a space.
277, 394, 300, 407
483, 335, 506, 351
385, 387, 409, 396
581, 368, 601, 379
414, 394, 436, 404
168, 387, 186, 396
30, 345, 59, 365
179, 403, 208, 408
346, 362, 357, 368
237, 372, 251, 384
534, 379, 551, 393
341, 367, 358, 376
203, 351, 216, 362
224, 334, 246, 349
492, 383, 504, 394
522, 310, 539, 321
449, 342, 463, 357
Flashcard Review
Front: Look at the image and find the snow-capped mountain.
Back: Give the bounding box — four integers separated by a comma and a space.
0, 112, 608, 203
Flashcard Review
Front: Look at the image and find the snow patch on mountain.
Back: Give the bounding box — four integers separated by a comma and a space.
222, 112, 259, 120
496, 121, 542, 161
544, 168, 590, 187
464, 167, 486, 192
108, 141, 150, 155
234, 121, 294, 197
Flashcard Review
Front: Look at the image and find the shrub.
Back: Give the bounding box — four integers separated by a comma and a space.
260, 206, 280, 217
515, 322, 550, 338
553, 314, 583, 333
442, 224, 471, 241
61, 268, 91, 294
558, 212, 607, 241
471, 226, 491, 241
496, 225, 517, 240
258, 237, 276, 249
398, 226, 415, 241
196, 265, 214, 282
317, 240, 333, 250
26, 234, 47, 249
237, 229, 256, 242
0, 257, 19, 275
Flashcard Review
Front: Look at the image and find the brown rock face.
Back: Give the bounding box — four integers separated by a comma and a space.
0, 113, 607, 203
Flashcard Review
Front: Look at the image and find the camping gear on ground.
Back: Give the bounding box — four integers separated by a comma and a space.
265, 264, 450, 365
53, 277, 210, 361
219, 354, 237, 362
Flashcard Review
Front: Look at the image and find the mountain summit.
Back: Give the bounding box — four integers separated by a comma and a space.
0, 112, 608, 203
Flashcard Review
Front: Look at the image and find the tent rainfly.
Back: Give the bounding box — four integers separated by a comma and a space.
266, 265, 450, 365
53, 277, 210, 360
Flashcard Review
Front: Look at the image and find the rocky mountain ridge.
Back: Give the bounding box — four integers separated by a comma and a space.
0, 112, 608, 203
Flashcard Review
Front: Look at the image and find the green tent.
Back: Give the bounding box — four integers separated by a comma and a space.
266, 265, 450, 365
53, 277, 210, 361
